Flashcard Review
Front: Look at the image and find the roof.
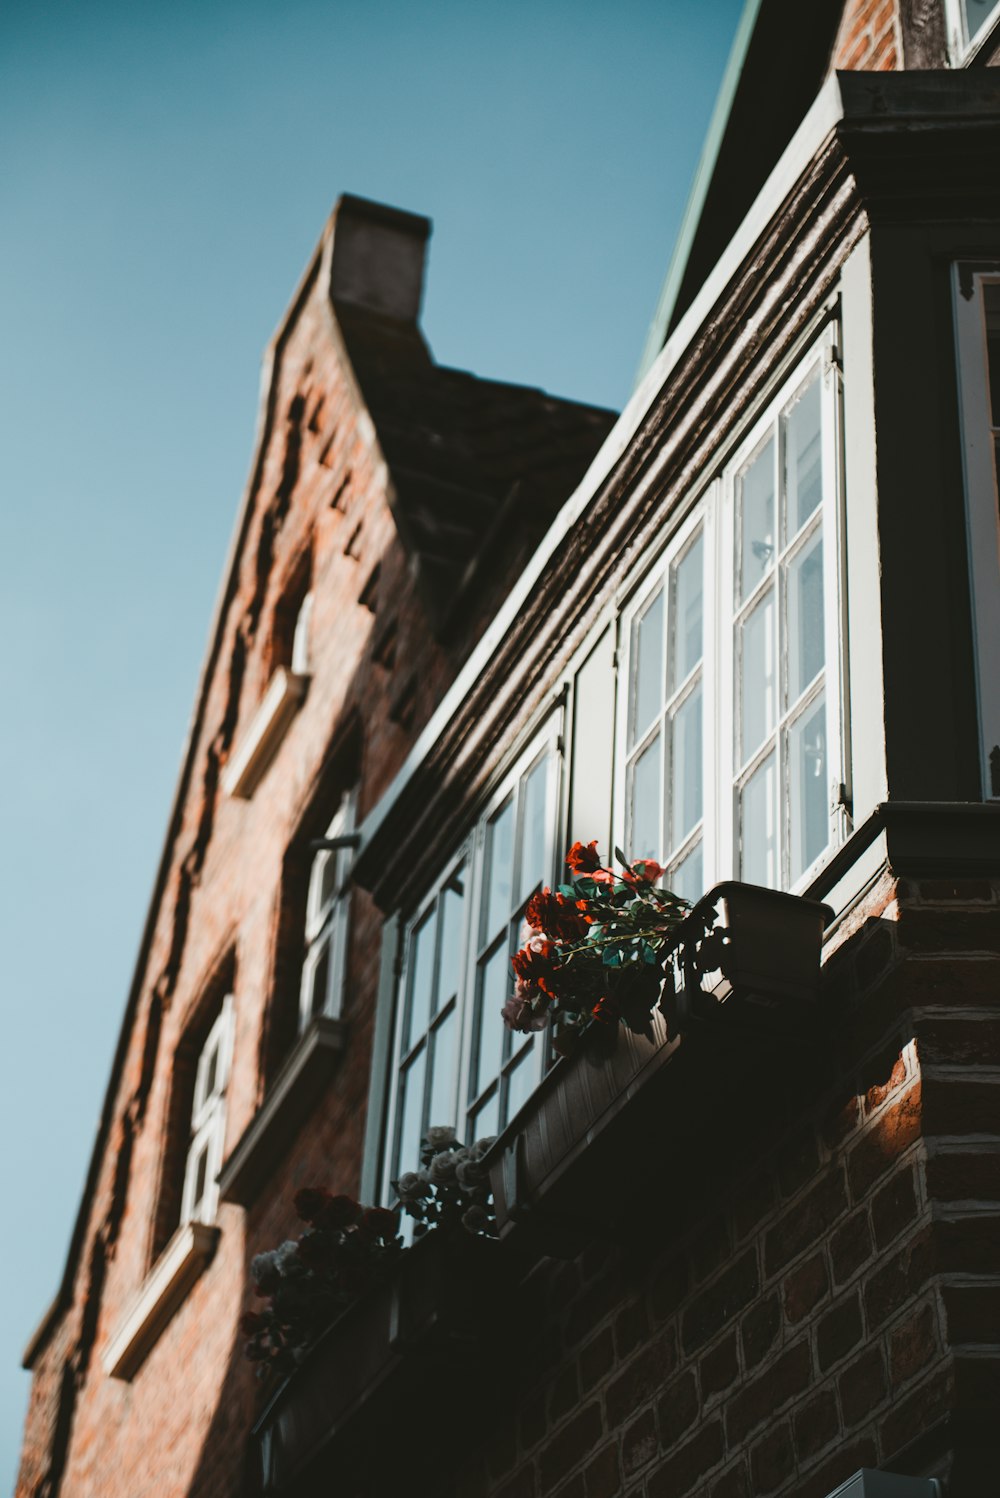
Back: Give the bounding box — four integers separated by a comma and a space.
334, 301, 616, 629
635, 0, 845, 383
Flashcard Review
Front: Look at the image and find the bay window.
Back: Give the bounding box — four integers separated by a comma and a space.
618, 334, 845, 895
378, 336, 846, 1194
382, 723, 561, 1194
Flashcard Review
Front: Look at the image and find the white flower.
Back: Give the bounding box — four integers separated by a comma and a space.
250, 1250, 279, 1286
395, 1171, 428, 1201
275, 1240, 306, 1277
425, 1125, 457, 1151
429, 1151, 458, 1183
456, 1158, 483, 1190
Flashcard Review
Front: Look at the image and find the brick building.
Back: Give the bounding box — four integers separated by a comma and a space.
16, 2, 1000, 1495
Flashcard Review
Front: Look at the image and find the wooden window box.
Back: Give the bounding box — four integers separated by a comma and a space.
250, 1231, 510, 1497
484, 882, 831, 1256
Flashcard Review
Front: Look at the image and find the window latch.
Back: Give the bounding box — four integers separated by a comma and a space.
831, 781, 852, 817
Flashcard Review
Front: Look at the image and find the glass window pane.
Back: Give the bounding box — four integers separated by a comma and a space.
518, 755, 550, 904
630, 589, 664, 748
786, 529, 825, 705
985, 283, 1000, 427
473, 943, 508, 1097
741, 753, 778, 888
470, 1089, 499, 1143
738, 437, 775, 602
669, 684, 702, 849
396, 1046, 426, 1178
316, 848, 340, 915
788, 694, 829, 883
669, 841, 703, 905
427, 1007, 457, 1130
783, 375, 823, 536
404, 909, 436, 1049
303, 939, 330, 1026
482, 798, 514, 942
505, 1044, 537, 1122
670, 535, 703, 689
437, 869, 466, 1009
964, 0, 999, 42
629, 734, 662, 862
739, 588, 776, 765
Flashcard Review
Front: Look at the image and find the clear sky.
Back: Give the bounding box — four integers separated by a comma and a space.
0, 0, 743, 1486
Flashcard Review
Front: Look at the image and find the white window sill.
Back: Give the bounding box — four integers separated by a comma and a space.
102, 1221, 220, 1380
218, 1015, 347, 1207
221, 668, 310, 800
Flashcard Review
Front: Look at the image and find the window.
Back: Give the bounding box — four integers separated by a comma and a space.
618, 336, 845, 896
180, 995, 234, 1227
953, 266, 1000, 798
382, 724, 561, 1194
270, 552, 314, 678
945, 0, 1000, 57
299, 790, 356, 1030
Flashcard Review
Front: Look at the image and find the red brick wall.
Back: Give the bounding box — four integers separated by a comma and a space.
831, 0, 902, 70
15, 237, 505, 1497
429, 875, 1000, 1498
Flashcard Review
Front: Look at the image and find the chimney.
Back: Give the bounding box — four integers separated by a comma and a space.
327, 194, 431, 322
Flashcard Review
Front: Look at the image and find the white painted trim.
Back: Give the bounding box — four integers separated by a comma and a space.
102, 1222, 219, 1380
221, 668, 309, 799
380, 717, 563, 1201
943, 0, 1000, 62
357, 73, 850, 863
299, 789, 356, 1030
953, 265, 1000, 799
218, 1015, 346, 1206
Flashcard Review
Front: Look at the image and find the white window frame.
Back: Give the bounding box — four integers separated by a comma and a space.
380, 717, 562, 1198
953, 264, 1000, 799
614, 328, 847, 898
615, 499, 718, 902
299, 788, 356, 1031
180, 994, 235, 1227
290, 589, 314, 676
720, 343, 846, 892
944, 0, 1000, 61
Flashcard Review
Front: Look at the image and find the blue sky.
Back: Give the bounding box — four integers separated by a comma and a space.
0, 0, 743, 1486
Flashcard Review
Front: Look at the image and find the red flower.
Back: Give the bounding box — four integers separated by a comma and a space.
321, 1194, 364, 1229
591, 996, 619, 1025
294, 1186, 332, 1224
296, 1231, 338, 1270
362, 1207, 399, 1240
526, 888, 590, 943
512, 941, 556, 982
566, 840, 602, 875
240, 1310, 265, 1335
622, 859, 665, 887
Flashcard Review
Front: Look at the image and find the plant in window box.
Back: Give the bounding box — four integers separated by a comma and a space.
487, 841, 831, 1253
393, 1126, 498, 1238
243, 1192, 402, 1378
247, 1149, 512, 1497
503, 840, 689, 1048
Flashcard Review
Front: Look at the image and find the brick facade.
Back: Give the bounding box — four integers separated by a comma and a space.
831, 0, 902, 71
435, 878, 1000, 1498
17, 5, 1000, 1497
